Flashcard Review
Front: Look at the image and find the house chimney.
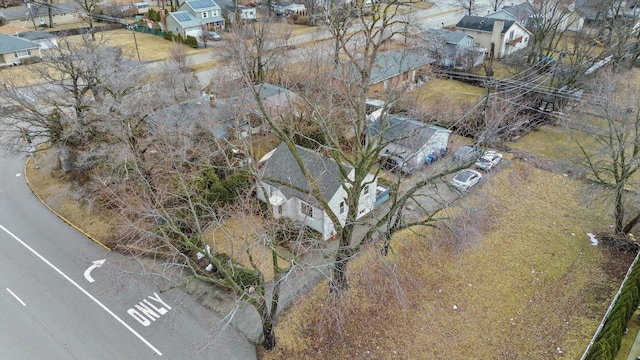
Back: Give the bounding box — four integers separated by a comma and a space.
209, 95, 216, 107
491, 19, 505, 56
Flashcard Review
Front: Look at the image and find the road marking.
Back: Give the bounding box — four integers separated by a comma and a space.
83, 259, 106, 283
0, 224, 162, 356
6, 288, 26, 306
128, 293, 172, 326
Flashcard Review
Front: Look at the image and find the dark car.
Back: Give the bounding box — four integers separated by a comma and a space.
380, 154, 416, 176
453, 145, 483, 162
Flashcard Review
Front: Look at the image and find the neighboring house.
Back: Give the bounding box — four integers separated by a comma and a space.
576, 0, 639, 24
455, 15, 532, 58
336, 50, 436, 93
257, 142, 377, 240
166, 11, 205, 38
368, 114, 451, 168
148, 83, 303, 138
487, 1, 583, 32
228, 5, 256, 20
167, 0, 225, 38
423, 28, 484, 69
134, 1, 151, 14
17, 31, 58, 50
0, 34, 40, 67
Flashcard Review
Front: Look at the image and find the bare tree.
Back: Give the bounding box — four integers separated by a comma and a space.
525, 0, 581, 65
25, 1, 44, 30
453, 0, 477, 16
223, 17, 290, 84
167, 40, 192, 72
0, 36, 125, 153
226, 2, 463, 295
566, 70, 640, 236
489, 0, 505, 12
73, 0, 98, 40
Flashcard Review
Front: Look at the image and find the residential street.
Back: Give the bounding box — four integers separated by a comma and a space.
0, 151, 257, 359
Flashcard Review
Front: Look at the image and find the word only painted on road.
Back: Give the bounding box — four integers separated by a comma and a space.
127, 292, 172, 327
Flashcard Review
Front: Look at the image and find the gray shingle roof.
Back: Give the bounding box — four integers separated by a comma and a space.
261, 142, 350, 207
424, 28, 474, 45
17, 31, 57, 41
455, 15, 516, 34
501, 2, 535, 22
0, 34, 39, 54
369, 115, 450, 151
148, 83, 299, 136
336, 50, 435, 85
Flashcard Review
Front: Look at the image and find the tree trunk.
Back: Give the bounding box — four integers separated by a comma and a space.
615, 188, 625, 235
330, 255, 349, 292
623, 212, 640, 234
48, 0, 53, 28
262, 314, 276, 350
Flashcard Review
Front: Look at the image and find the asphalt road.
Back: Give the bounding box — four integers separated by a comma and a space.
0, 152, 256, 359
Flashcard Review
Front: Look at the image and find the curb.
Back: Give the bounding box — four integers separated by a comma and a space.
23, 156, 111, 251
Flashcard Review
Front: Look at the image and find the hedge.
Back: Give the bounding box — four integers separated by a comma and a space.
585, 255, 640, 360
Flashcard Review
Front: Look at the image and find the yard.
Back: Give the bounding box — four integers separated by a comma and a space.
259, 161, 634, 359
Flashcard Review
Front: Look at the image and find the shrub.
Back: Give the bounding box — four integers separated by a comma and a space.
585, 258, 640, 360
185, 35, 198, 48
294, 16, 310, 26
21, 57, 41, 65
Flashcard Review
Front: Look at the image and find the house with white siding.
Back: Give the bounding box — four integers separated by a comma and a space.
257, 143, 377, 240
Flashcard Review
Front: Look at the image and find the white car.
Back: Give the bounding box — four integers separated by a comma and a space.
451, 169, 482, 191
475, 151, 502, 171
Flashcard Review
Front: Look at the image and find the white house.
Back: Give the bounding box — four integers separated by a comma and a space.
230, 5, 257, 20
257, 142, 377, 240
368, 115, 451, 168
455, 15, 532, 58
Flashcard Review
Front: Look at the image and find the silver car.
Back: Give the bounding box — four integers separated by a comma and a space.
451, 169, 482, 191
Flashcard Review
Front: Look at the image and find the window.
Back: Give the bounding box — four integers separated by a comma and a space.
475, 42, 481, 47
14, 50, 31, 58
509, 30, 514, 40
301, 201, 313, 217
202, 11, 208, 18
363, 185, 370, 196
339, 201, 345, 214
466, 40, 471, 46
524, 37, 528, 43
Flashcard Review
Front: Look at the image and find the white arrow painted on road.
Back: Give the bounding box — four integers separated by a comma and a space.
83, 259, 106, 283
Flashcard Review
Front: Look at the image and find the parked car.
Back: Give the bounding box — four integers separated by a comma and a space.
451, 169, 482, 191
453, 145, 483, 162
208, 31, 222, 41
380, 154, 416, 176
475, 151, 503, 171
